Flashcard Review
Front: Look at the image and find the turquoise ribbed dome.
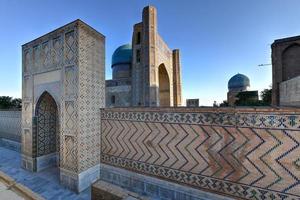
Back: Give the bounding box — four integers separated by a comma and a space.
111, 44, 132, 66
228, 73, 250, 90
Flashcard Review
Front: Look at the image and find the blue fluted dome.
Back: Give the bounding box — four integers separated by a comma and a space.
111, 44, 132, 67
228, 73, 250, 90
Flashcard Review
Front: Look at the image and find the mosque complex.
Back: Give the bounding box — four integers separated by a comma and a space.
106, 6, 182, 108
0, 4, 299, 200
105, 5, 300, 108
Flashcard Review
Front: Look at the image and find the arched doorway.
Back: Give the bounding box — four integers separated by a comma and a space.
35, 91, 59, 169
158, 64, 170, 106
282, 44, 300, 81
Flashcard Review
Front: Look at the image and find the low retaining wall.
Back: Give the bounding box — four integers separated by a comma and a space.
92, 179, 150, 200
99, 164, 231, 200
100, 107, 300, 199
0, 110, 21, 142
0, 138, 21, 152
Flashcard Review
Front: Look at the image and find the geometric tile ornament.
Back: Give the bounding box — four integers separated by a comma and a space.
64, 135, 77, 170
35, 91, 57, 157
100, 108, 300, 199
22, 19, 105, 192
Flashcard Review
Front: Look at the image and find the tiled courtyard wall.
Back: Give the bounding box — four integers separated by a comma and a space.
100, 107, 300, 199
0, 110, 21, 142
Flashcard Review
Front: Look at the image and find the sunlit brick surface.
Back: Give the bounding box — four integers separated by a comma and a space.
101, 107, 300, 199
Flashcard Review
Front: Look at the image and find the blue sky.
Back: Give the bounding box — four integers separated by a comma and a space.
0, 0, 300, 105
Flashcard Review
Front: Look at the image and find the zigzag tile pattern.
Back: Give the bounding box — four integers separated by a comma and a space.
100, 108, 300, 199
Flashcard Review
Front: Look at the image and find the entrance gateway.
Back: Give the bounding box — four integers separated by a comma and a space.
35, 91, 58, 169
21, 20, 105, 192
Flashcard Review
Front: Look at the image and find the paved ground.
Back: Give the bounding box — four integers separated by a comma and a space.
0, 146, 90, 200
0, 180, 25, 200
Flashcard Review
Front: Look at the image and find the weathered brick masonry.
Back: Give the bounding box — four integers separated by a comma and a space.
100, 107, 300, 199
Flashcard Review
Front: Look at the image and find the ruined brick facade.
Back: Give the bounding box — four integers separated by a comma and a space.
272, 36, 300, 106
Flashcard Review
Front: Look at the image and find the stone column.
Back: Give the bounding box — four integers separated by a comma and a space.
172, 49, 182, 107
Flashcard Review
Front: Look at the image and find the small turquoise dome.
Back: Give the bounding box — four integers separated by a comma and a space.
228, 73, 250, 90
112, 44, 132, 67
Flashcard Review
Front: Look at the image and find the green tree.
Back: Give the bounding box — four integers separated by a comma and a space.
235, 91, 259, 106
0, 96, 22, 109
11, 98, 22, 109
261, 88, 272, 105
219, 100, 229, 107
0, 96, 13, 109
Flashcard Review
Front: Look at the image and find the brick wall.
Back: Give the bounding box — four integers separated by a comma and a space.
280, 76, 300, 107
271, 36, 300, 106
100, 107, 300, 199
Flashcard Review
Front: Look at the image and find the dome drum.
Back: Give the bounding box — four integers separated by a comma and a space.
112, 64, 131, 79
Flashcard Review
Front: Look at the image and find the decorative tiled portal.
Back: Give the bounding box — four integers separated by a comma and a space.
21, 20, 105, 192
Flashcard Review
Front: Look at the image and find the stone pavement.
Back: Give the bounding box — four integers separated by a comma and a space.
0, 146, 90, 200
0, 181, 24, 200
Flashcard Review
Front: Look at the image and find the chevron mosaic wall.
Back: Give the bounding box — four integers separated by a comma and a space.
100, 107, 300, 200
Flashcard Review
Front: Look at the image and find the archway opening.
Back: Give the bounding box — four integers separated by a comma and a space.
35, 91, 59, 171
282, 44, 300, 81
158, 64, 170, 106
111, 95, 116, 104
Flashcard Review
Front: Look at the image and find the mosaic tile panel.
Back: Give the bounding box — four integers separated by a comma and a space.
33, 45, 40, 71
64, 135, 77, 171
59, 26, 80, 173
52, 36, 63, 66
42, 41, 51, 68
76, 23, 105, 172
65, 30, 78, 66
100, 108, 300, 199
24, 50, 31, 73
101, 109, 300, 130
36, 92, 57, 157
65, 66, 78, 98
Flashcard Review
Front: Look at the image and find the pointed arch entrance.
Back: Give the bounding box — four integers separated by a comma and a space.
282, 44, 300, 81
158, 64, 170, 106
35, 91, 59, 171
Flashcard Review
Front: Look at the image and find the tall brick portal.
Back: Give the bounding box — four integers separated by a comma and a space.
272, 35, 300, 106
106, 6, 183, 107
132, 6, 183, 107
